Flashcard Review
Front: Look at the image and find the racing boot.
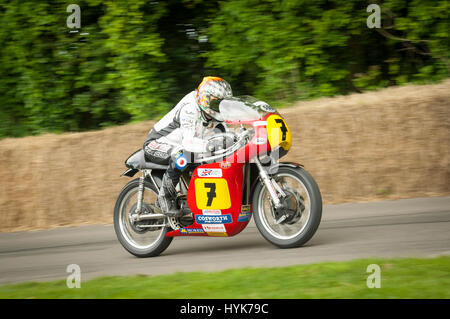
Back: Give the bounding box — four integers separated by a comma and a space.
157, 173, 184, 217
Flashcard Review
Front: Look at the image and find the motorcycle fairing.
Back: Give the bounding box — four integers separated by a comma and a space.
165, 110, 292, 238
165, 161, 251, 237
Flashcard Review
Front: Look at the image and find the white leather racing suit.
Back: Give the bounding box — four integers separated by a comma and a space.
147, 77, 232, 217
143, 91, 218, 181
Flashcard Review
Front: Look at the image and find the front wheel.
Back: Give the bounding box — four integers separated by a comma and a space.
114, 178, 173, 257
253, 166, 322, 248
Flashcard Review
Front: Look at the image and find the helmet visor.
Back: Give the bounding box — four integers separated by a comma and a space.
209, 98, 223, 113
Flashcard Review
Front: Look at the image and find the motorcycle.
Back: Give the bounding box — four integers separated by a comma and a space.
114, 96, 322, 257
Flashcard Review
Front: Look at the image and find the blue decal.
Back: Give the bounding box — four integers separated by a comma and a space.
180, 228, 205, 235
195, 214, 232, 224
238, 212, 252, 222
175, 153, 188, 171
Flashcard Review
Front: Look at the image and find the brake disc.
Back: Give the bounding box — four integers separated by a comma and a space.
272, 187, 305, 225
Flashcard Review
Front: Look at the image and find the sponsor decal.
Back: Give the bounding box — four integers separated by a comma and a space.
202, 209, 222, 215
253, 137, 267, 145
198, 168, 222, 178
196, 214, 232, 224
202, 224, 226, 233
238, 212, 252, 222
152, 150, 168, 159
179, 228, 206, 235
183, 107, 195, 115
238, 206, 252, 222
180, 117, 195, 127
148, 141, 158, 148
219, 161, 231, 169
148, 141, 172, 152
254, 101, 275, 113
207, 232, 228, 237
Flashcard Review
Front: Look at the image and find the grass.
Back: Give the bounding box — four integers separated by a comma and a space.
0, 256, 449, 299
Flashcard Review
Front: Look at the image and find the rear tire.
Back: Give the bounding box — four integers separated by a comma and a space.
114, 178, 173, 257
253, 166, 322, 248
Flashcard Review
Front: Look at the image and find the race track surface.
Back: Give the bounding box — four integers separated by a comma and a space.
1, 196, 449, 284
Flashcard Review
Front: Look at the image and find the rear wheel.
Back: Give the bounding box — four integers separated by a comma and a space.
253, 166, 322, 248
114, 178, 173, 257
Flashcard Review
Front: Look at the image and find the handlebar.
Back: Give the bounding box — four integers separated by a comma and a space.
197, 130, 252, 164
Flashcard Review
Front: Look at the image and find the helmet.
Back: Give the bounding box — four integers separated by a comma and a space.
196, 76, 232, 122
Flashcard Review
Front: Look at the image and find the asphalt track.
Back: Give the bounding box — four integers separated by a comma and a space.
0, 196, 449, 284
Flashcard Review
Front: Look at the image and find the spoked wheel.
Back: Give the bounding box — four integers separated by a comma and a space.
114, 178, 173, 257
253, 166, 322, 248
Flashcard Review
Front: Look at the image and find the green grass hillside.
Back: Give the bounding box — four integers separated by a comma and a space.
1, 256, 449, 299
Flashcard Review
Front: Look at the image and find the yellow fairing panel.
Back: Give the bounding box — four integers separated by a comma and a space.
195, 178, 231, 209
266, 114, 292, 151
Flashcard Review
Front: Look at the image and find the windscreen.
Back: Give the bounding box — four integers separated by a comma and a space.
218, 96, 276, 121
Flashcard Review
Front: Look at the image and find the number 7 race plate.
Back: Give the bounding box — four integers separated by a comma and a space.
194, 178, 231, 210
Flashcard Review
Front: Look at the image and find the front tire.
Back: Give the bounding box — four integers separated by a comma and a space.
253, 166, 322, 248
114, 178, 173, 257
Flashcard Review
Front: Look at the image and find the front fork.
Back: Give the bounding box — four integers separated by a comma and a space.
135, 175, 145, 214
254, 157, 287, 224
132, 170, 165, 222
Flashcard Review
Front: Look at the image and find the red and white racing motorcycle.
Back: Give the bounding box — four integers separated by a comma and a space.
114, 96, 322, 257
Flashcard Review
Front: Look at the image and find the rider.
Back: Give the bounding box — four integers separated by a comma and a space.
143, 76, 233, 217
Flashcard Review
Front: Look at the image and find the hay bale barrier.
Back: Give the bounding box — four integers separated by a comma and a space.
1, 81, 449, 232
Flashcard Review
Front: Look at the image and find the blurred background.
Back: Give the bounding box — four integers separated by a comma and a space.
0, 0, 449, 232
0, 0, 448, 138
0, 1, 449, 297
